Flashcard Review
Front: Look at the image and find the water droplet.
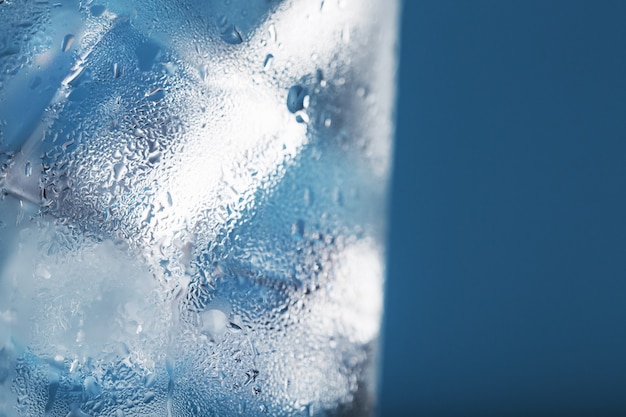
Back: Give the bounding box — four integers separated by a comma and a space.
303, 187, 313, 205
141, 391, 155, 403
220, 24, 243, 45
83, 376, 100, 397
292, 219, 305, 236
65, 65, 90, 87
324, 118, 332, 127
263, 54, 274, 70
244, 369, 259, 386
136, 40, 161, 71
113, 63, 122, 78
113, 162, 127, 181
144, 373, 156, 388
24, 161, 32, 177
287, 85, 308, 113
29, 76, 42, 90
201, 309, 228, 342
90, 4, 105, 17
61, 34, 75, 52
148, 151, 161, 164
268, 24, 277, 42
145, 87, 165, 102
342, 24, 350, 43
295, 112, 309, 124
34, 265, 51, 279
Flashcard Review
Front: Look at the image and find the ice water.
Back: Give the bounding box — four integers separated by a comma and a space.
0, 1, 398, 416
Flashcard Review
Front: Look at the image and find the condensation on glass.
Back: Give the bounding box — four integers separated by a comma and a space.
0, 0, 399, 416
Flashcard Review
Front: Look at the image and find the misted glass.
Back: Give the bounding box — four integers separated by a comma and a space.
0, 1, 399, 416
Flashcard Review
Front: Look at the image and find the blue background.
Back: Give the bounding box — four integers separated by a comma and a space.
380, 1, 626, 416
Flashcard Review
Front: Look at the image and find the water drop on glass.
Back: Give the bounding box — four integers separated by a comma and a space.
61, 34, 75, 52
263, 54, 274, 70
146, 87, 165, 102
292, 219, 305, 236
287, 85, 307, 113
201, 309, 228, 341
90, 4, 105, 17
268, 24, 277, 43
135, 40, 161, 71
83, 376, 100, 397
295, 112, 309, 124
113, 163, 126, 181
29, 76, 41, 90
148, 151, 161, 164
113, 63, 122, 78
342, 25, 351, 43
220, 24, 243, 45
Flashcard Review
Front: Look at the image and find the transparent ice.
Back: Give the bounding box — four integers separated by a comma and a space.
0, 0, 398, 416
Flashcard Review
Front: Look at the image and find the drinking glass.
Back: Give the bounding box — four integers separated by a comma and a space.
0, 1, 399, 416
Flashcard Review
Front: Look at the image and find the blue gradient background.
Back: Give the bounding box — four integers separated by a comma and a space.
380, 1, 626, 416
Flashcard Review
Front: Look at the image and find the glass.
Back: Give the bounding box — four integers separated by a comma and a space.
0, 1, 399, 416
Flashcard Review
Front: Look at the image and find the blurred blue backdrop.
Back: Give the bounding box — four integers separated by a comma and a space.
380, 1, 626, 416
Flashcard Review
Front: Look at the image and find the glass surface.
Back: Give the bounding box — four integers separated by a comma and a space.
0, 1, 398, 416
